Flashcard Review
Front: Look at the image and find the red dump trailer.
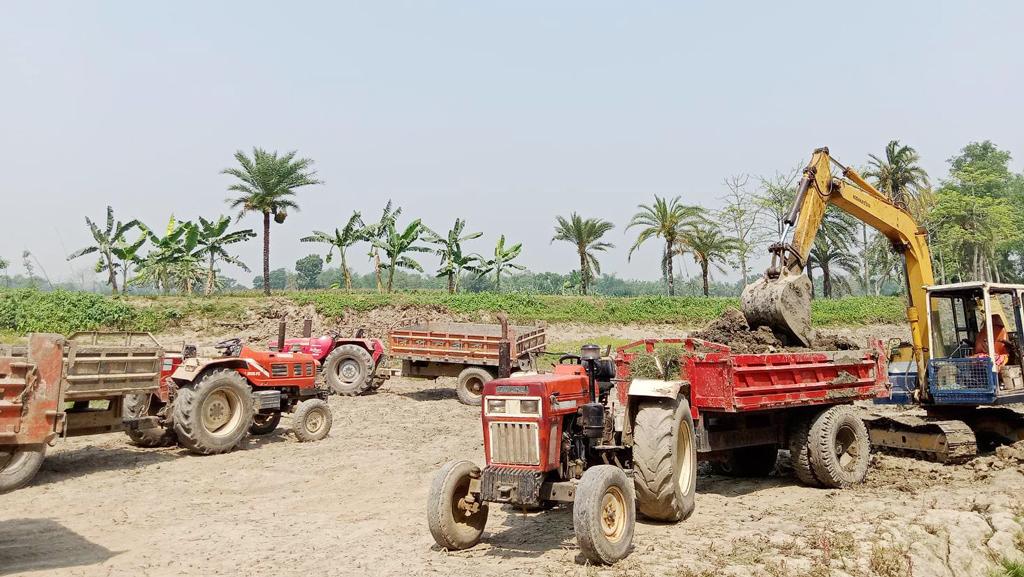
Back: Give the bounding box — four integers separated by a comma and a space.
614, 337, 888, 486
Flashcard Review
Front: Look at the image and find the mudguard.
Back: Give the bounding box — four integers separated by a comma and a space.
628, 379, 685, 400
170, 358, 253, 383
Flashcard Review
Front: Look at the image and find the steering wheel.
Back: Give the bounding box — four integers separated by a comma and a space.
214, 338, 242, 357
558, 354, 582, 365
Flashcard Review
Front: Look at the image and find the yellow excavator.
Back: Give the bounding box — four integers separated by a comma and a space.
741, 147, 1024, 463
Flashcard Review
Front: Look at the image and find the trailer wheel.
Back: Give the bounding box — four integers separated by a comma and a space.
808, 405, 870, 488
173, 369, 254, 455
632, 397, 697, 522
249, 412, 282, 435
710, 445, 778, 477
456, 367, 493, 406
427, 460, 489, 551
292, 399, 332, 442
0, 445, 46, 493
788, 415, 822, 487
323, 345, 374, 396
574, 465, 636, 565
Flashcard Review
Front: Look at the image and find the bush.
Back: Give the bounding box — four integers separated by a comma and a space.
0, 289, 152, 334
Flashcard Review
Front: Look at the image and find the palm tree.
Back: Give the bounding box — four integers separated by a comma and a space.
223, 148, 322, 295
627, 196, 703, 296
864, 140, 930, 210
678, 224, 739, 297
301, 212, 368, 291
67, 206, 141, 294
476, 235, 525, 292
809, 235, 860, 298
194, 216, 256, 295
365, 201, 402, 293
375, 218, 430, 292
423, 218, 483, 294
552, 213, 614, 295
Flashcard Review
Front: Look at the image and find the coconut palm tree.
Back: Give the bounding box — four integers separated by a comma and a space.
423, 219, 483, 294
627, 196, 703, 296
477, 235, 525, 292
678, 224, 739, 297
375, 218, 430, 293
809, 235, 861, 298
194, 216, 256, 295
301, 212, 369, 291
223, 148, 322, 295
552, 213, 614, 295
67, 206, 141, 294
864, 140, 930, 209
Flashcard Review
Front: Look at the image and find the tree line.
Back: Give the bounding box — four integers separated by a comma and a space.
21, 140, 1022, 298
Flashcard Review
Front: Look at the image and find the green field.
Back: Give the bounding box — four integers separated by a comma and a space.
0, 288, 908, 336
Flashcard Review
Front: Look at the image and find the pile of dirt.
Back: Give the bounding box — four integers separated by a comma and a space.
690, 308, 859, 353
968, 440, 1024, 478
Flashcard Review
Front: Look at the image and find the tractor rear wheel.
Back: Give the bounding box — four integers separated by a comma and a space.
456, 367, 494, 406
808, 405, 870, 488
632, 397, 697, 522
710, 445, 779, 477
788, 414, 822, 487
574, 465, 636, 565
173, 369, 254, 455
323, 345, 374, 396
0, 445, 46, 493
292, 399, 332, 442
427, 460, 489, 551
250, 412, 282, 435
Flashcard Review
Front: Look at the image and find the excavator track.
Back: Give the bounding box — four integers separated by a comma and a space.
864, 414, 977, 464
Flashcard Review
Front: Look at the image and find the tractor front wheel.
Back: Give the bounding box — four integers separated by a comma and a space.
172, 369, 254, 455
632, 397, 697, 521
427, 460, 489, 551
456, 367, 494, 406
574, 465, 636, 565
0, 445, 46, 494
292, 399, 332, 442
250, 412, 282, 435
323, 345, 374, 396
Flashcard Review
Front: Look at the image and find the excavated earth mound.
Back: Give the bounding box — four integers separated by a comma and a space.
691, 307, 859, 353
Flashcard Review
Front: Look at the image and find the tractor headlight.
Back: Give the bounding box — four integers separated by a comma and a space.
486, 399, 507, 414
519, 399, 540, 415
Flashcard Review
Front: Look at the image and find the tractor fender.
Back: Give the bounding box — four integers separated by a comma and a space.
170, 358, 254, 384
627, 379, 685, 400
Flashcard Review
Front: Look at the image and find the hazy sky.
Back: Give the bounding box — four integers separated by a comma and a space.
3, 1, 1023, 287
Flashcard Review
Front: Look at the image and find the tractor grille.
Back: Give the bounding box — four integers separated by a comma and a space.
271, 364, 288, 377
489, 421, 540, 466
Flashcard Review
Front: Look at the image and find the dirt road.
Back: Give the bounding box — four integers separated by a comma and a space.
2, 323, 1022, 576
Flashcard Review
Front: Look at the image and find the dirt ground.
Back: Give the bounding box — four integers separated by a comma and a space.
2, 322, 1022, 577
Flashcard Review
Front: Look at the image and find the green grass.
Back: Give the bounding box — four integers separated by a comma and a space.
991, 558, 1024, 577
540, 337, 633, 370
0, 288, 908, 337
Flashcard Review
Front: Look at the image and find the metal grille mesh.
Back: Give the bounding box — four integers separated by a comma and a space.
489, 422, 540, 465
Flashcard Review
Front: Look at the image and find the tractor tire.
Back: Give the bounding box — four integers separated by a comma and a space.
0, 445, 46, 494
632, 397, 697, 522
323, 345, 374, 396
249, 412, 282, 436
126, 425, 178, 448
456, 367, 494, 406
808, 405, 871, 488
788, 414, 822, 487
292, 399, 332, 442
573, 465, 636, 565
172, 369, 254, 456
710, 445, 779, 477
427, 460, 489, 551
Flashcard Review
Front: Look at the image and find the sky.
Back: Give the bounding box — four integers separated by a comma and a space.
2, 1, 1023, 288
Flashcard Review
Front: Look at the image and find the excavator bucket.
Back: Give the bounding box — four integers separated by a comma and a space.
740, 273, 813, 347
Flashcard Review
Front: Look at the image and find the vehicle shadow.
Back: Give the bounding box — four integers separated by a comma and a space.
393, 387, 458, 402
480, 506, 577, 560
240, 429, 294, 449
0, 518, 119, 575
696, 472, 801, 497
33, 445, 178, 486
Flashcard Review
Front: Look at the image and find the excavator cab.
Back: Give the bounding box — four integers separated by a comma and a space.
925, 282, 1024, 404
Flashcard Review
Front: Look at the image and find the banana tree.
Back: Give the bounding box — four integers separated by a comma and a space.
194, 216, 256, 295
476, 235, 525, 292
67, 206, 141, 294
300, 212, 368, 290
374, 218, 430, 293
423, 218, 483, 293
133, 216, 199, 294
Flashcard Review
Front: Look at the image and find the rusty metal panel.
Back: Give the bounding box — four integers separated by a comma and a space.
0, 334, 66, 445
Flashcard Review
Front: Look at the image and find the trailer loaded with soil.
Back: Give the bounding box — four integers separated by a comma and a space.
389, 319, 546, 405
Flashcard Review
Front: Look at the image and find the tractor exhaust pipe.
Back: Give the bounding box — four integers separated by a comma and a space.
302, 318, 312, 338
277, 319, 287, 352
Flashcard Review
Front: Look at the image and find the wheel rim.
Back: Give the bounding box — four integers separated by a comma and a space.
304, 408, 326, 435
675, 417, 694, 494
465, 377, 483, 396
834, 424, 860, 471
201, 387, 243, 438
600, 486, 627, 542
337, 359, 361, 383
124, 393, 150, 418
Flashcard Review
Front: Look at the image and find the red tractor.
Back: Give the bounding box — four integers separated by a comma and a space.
128, 338, 333, 453
271, 329, 388, 396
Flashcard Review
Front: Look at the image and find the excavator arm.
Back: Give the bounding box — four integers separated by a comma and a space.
741, 147, 934, 378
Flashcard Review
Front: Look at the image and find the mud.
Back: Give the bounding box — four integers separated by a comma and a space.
691, 308, 861, 354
